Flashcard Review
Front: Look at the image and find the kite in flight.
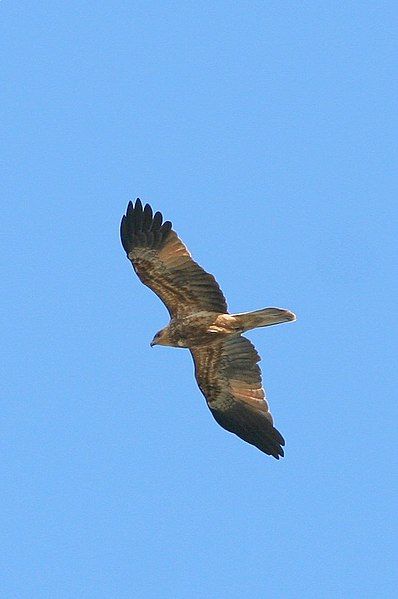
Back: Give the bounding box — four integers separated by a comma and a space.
120, 199, 296, 459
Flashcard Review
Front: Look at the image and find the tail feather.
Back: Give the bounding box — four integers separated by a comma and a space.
233, 307, 296, 332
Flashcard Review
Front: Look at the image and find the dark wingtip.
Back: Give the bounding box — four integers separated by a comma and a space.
151, 211, 163, 231
270, 427, 285, 458
273, 427, 285, 447
120, 199, 172, 255
160, 220, 172, 235
120, 214, 129, 253
126, 200, 134, 217
264, 440, 284, 459
254, 423, 285, 459
143, 203, 153, 228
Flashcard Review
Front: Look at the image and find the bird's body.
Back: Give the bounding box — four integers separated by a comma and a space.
153, 311, 230, 348
153, 309, 294, 349
121, 199, 296, 459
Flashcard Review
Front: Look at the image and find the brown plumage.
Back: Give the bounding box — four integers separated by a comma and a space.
121, 199, 296, 459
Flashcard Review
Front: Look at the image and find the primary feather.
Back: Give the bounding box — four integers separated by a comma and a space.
121, 199, 227, 318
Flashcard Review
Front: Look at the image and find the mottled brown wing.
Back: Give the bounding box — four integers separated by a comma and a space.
190, 335, 285, 459
120, 199, 228, 318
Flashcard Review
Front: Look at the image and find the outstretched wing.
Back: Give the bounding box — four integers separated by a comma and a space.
190, 335, 285, 459
120, 199, 228, 318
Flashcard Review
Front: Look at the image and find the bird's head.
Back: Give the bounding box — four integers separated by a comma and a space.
150, 327, 171, 347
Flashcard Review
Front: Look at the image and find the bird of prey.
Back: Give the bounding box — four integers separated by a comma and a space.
120, 199, 295, 459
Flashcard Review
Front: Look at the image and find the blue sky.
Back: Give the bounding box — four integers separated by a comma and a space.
1, 2, 397, 597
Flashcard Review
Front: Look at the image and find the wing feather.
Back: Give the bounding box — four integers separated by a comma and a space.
120, 200, 228, 318
191, 335, 285, 459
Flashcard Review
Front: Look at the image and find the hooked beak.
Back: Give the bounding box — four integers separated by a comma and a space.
150, 339, 157, 347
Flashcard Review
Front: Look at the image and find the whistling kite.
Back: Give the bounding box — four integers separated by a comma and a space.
120, 200, 295, 459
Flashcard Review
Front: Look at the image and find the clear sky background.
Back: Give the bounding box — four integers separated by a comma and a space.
1, 2, 397, 598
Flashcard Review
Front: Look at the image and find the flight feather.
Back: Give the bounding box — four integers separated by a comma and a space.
121, 199, 228, 318
191, 335, 285, 459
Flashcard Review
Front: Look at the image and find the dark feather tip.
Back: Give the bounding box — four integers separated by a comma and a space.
160, 221, 172, 235
151, 211, 163, 231
126, 200, 134, 218
120, 200, 172, 254
143, 203, 153, 228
